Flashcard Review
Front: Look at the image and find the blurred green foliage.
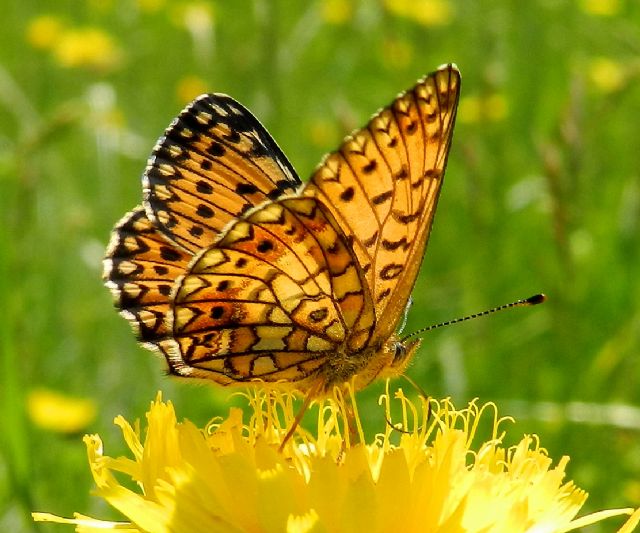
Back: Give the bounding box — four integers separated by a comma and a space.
1, 0, 639, 531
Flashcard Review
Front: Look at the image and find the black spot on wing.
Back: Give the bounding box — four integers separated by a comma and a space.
210, 306, 225, 319
160, 246, 182, 261
196, 180, 213, 194
362, 159, 378, 173
340, 187, 355, 202
257, 240, 274, 253
309, 308, 329, 323
380, 263, 403, 280
196, 204, 215, 219
207, 142, 225, 157
372, 190, 393, 205
236, 183, 259, 195
381, 237, 409, 251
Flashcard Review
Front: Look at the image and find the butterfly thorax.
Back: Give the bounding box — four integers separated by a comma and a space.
322, 335, 423, 394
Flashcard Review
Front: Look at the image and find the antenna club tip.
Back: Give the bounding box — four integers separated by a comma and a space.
527, 293, 547, 305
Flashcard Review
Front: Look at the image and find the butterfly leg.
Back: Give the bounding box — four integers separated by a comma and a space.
278, 383, 321, 453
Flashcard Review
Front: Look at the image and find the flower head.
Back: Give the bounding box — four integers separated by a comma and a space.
34, 384, 638, 532
27, 388, 97, 434
383, 0, 453, 26
26, 17, 122, 72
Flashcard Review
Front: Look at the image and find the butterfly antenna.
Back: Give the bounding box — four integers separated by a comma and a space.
398, 296, 413, 334
401, 293, 547, 343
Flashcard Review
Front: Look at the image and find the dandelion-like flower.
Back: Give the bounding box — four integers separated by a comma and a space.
33, 384, 639, 532
588, 57, 627, 93
27, 388, 96, 434
26, 19, 123, 72
53, 27, 122, 71
383, 0, 453, 26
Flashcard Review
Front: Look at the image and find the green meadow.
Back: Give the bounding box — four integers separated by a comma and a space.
1, 0, 639, 530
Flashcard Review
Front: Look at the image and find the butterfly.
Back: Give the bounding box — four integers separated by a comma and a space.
104, 63, 460, 398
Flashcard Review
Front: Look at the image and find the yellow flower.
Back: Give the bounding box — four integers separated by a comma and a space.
27, 388, 96, 434
459, 93, 508, 124
53, 27, 122, 72
579, 0, 620, 16
26, 17, 122, 72
588, 57, 626, 93
33, 386, 637, 532
383, 0, 453, 26
321, 0, 354, 25
176, 75, 209, 105
25, 15, 66, 50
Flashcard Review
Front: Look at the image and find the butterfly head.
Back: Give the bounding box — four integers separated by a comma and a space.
377, 336, 423, 380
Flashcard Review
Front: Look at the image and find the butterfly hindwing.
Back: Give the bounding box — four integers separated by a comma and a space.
103, 206, 190, 344
163, 197, 375, 388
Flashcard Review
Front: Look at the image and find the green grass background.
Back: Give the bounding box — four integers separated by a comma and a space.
2, 0, 640, 531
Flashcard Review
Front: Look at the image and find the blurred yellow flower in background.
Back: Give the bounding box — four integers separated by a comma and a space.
33, 385, 638, 532
176, 75, 209, 105
27, 388, 96, 434
459, 93, 509, 124
321, 0, 354, 25
53, 28, 122, 71
588, 57, 627, 93
580, 0, 621, 16
26, 16, 122, 72
384, 0, 453, 26
25, 15, 65, 50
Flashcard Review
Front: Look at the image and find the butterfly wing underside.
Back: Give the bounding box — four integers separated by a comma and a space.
105, 94, 304, 350
143, 93, 303, 253
160, 197, 375, 390
104, 206, 191, 346
304, 65, 460, 344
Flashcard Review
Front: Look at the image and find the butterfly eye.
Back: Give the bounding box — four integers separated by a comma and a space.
393, 341, 407, 364
391, 339, 422, 373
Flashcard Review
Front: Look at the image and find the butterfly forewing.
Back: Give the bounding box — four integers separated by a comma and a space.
144, 94, 302, 253
303, 65, 460, 342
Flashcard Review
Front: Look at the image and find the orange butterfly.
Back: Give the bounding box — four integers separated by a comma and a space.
104, 64, 460, 398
